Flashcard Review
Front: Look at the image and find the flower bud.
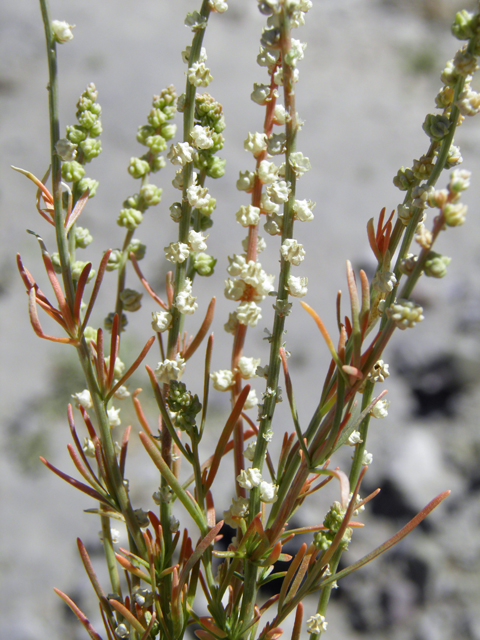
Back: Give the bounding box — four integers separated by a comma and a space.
75, 226, 93, 249
120, 289, 143, 312
52, 20, 75, 43
61, 161, 85, 183
424, 252, 451, 278
128, 157, 150, 179
193, 252, 216, 276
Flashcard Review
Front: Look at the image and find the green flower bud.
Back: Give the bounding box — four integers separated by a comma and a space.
66, 125, 87, 144
313, 531, 332, 552
422, 113, 451, 141
72, 260, 95, 282
123, 194, 140, 209
51, 252, 62, 274
62, 161, 85, 183
160, 123, 177, 140
192, 252, 216, 276
77, 177, 99, 198
424, 252, 451, 278
88, 120, 103, 137
151, 156, 167, 173
117, 208, 143, 230
127, 239, 146, 260
78, 110, 98, 130
106, 249, 123, 271
205, 156, 226, 179
120, 288, 143, 312
75, 226, 93, 249
170, 202, 182, 222
196, 212, 214, 231
146, 135, 167, 154
452, 10, 476, 40
443, 202, 467, 226
393, 167, 416, 191
139, 183, 162, 206
104, 312, 128, 332
136, 125, 155, 145
128, 157, 150, 179
79, 138, 102, 162
147, 108, 167, 128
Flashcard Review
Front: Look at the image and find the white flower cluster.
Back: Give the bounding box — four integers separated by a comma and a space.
155, 354, 186, 384
236, 467, 278, 503
222, 254, 275, 328
164, 231, 208, 264
306, 614, 328, 635
386, 298, 424, 330
176, 278, 198, 315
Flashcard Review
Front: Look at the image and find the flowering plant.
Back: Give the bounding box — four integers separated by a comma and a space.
14, 1, 480, 639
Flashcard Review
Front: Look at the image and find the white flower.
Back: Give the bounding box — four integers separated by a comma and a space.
243, 389, 259, 410
227, 254, 247, 276
242, 235, 266, 254
151, 310, 172, 333
260, 192, 280, 214
293, 199, 315, 222
370, 398, 390, 419
251, 83, 271, 105
188, 230, 208, 252
372, 270, 397, 294
347, 431, 363, 446
257, 160, 279, 185
107, 406, 121, 428
244, 441, 257, 462
362, 450, 373, 466
210, 370, 234, 391
289, 151, 311, 175
55, 138, 77, 161
187, 62, 213, 87
306, 614, 328, 634
190, 125, 214, 149
98, 528, 120, 544
281, 238, 305, 265
273, 104, 287, 125
224, 278, 246, 301
369, 360, 390, 383
52, 20, 75, 43
285, 38, 306, 67
176, 278, 198, 314
223, 497, 249, 528
263, 429, 273, 442
237, 468, 262, 490
224, 312, 239, 335
114, 383, 130, 400
236, 301, 262, 327
164, 242, 190, 264
237, 170, 255, 192
259, 481, 278, 503
167, 142, 194, 166
104, 357, 125, 378
155, 355, 186, 384
208, 0, 228, 13
181, 45, 207, 64
237, 356, 261, 379
236, 205, 261, 227
187, 184, 214, 209
267, 180, 290, 204
244, 132, 268, 156
287, 275, 308, 297
83, 438, 95, 458
72, 389, 92, 409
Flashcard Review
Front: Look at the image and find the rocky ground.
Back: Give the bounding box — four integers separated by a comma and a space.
2, 1, 480, 639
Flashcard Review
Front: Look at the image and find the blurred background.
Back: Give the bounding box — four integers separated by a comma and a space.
2, 0, 480, 638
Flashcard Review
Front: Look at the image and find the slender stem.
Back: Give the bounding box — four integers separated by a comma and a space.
39, 0, 75, 309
